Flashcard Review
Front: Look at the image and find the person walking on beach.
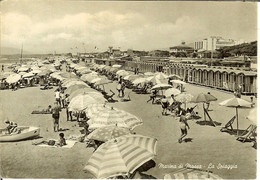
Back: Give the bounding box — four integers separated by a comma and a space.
178, 115, 190, 143
65, 94, 72, 121
60, 91, 65, 108
1, 65, 4, 72
147, 89, 157, 104
51, 102, 61, 132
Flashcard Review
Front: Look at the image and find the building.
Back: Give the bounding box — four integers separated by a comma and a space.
127, 49, 148, 57
194, 36, 245, 51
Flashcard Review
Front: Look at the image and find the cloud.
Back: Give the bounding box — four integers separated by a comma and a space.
0, 10, 252, 53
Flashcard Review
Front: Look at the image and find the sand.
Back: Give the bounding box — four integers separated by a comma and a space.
0, 65, 257, 179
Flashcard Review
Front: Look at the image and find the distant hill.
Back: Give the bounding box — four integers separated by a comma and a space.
0, 47, 31, 55
216, 41, 257, 58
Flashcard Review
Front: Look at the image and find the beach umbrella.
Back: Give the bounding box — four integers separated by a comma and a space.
175, 93, 193, 103
112, 64, 122, 68
88, 107, 143, 130
84, 135, 157, 179
109, 67, 119, 73
0, 72, 13, 80
124, 74, 142, 81
191, 93, 217, 103
132, 77, 148, 85
85, 103, 112, 117
171, 79, 187, 84
167, 74, 182, 80
146, 76, 167, 85
165, 88, 181, 97
164, 168, 222, 179
151, 83, 172, 91
155, 72, 168, 79
104, 66, 112, 72
6, 74, 21, 84
95, 78, 112, 86
90, 77, 102, 84
144, 72, 154, 76
87, 125, 131, 142
22, 72, 35, 78
65, 84, 90, 94
68, 94, 106, 111
219, 97, 252, 135
70, 88, 98, 99
17, 67, 29, 72
31, 69, 42, 74
59, 72, 78, 79
63, 80, 88, 88
247, 107, 257, 125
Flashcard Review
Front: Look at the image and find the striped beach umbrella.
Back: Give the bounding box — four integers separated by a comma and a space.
164, 168, 222, 179
63, 80, 88, 88
85, 103, 112, 117
84, 135, 157, 179
87, 107, 143, 130
87, 125, 131, 142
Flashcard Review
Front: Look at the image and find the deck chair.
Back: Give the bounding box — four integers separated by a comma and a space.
237, 124, 257, 143
203, 108, 216, 127
136, 85, 149, 94
220, 115, 236, 132
103, 90, 116, 102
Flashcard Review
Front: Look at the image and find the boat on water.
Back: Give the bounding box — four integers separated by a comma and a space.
0, 126, 40, 142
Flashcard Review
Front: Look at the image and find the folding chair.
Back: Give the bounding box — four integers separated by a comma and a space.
237, 124, 257, 143
220, 115, 236, 132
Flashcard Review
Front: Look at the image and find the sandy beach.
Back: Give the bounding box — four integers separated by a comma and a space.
0, 63, 256, 179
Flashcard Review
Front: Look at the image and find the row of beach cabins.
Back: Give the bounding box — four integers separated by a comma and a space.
93, 58, 257, 95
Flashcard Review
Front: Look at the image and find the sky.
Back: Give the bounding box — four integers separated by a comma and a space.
0, 0, 257, 54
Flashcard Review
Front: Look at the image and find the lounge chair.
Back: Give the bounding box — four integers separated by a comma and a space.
237, 124, 257, 143
220, 116, 236, 132
103, 90, 116, 102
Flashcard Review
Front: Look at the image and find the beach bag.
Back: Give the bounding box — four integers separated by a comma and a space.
48, 140, 56, 146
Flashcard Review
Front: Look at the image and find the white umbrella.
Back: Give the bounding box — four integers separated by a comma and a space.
132, 77, 148, 85
6, 74, 21, 84
22, 72, 35, 78
151, 83, 172, 91
165, 88, 181, 97
144, 72, 154, 76
112, 64, 122, 68
155, 72, 168, 79
17, 67, 29, 72
247, 107, 257, 125
171, 79, 187, 84
219, 97, 252, 135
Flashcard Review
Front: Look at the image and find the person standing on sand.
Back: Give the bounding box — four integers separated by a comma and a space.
1, 65, 4, 72
178, 115, 190, 143
161, 96, 169, 115
51, 102, 61, 132
55, 89, 61, 106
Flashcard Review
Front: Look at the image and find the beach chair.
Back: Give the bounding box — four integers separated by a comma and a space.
220, 115, 236, 132
103, 90, 116, 102
135, 85, 149, 94
237, 124, 257, 143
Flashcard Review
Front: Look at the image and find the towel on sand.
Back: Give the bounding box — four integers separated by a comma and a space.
34, 140, 77, 148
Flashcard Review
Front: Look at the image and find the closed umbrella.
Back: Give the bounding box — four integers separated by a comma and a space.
68, 94, 106, 111
84, 135, 157, 179
88, 107, 143, 130
87, 125, 131, 142
6, 74, 21, 84
165, 88, 181, 97
219, 97, 252, 135
164, 168, 222, 179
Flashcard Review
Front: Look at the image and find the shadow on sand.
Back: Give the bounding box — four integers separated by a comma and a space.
196, 120, 222, 126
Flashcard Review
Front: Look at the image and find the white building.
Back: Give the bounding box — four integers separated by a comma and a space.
194, 36, 245, 51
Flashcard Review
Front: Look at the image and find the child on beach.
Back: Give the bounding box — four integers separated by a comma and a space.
57, 133, 67, 147
178, 115, 190, 143
161, 96, 169, 115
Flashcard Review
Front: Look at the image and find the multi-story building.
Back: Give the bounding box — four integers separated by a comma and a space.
194, 36, 245, 51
